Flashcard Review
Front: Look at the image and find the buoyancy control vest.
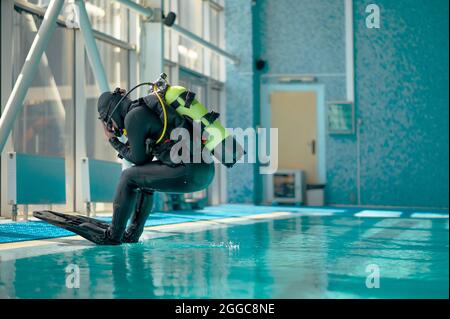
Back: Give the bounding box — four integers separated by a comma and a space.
147, 73, 245, 168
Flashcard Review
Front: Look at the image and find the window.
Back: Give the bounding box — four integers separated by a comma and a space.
178, 38, 204, 73
179, 71, 207, 103
164, 0, 225, 80
208, 1, 224, 81
11, 11, 74, 157
87, 0, 129, 42
177, 0, 204, 73
178, 0, 203, 36
21, 0, 48, 7
85, 40, 129, 162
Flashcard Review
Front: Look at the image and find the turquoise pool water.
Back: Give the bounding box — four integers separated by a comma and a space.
0, 214, 448, 299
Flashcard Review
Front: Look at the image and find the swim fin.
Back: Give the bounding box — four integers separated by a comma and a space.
33, 210, 120, 245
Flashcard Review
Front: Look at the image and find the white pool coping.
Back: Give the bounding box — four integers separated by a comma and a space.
0, 211, 295, 261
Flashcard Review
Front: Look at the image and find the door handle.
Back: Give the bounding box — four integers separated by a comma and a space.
311, 139, 316, 155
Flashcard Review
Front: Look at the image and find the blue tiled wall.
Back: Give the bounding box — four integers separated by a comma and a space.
257, 0, 346, 75
225, 0, 255, 203
354, 0, 449, 207
225, 0, 449, 208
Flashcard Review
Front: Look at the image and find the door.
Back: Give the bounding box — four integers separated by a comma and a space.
270, 91, 318, 184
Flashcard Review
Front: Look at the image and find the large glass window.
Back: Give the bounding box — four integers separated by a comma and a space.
178, 0, 203, 36
87, 0, 129, 42
208, 1, 224, 81
82, 1, 131, 161
85, 40, 129, 162
11, 12, 74, 157
22, 0, 130, 42
9, 10, 75, 214
5, 1, 135, 215
164, 0, 225, 80
22, 0, 51, 7
177, 0, 204, 73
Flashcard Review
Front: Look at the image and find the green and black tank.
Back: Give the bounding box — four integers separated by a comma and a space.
150, 73, 245, 168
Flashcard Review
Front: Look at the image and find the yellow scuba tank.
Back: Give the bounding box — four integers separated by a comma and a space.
152, 73, 244, 167
164, 85, 229, 152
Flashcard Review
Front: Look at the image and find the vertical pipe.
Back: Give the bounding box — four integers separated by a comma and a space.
0, 0, 65, 153
75, 0, 110, 93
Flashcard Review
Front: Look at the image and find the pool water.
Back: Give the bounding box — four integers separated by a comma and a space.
0, 214, 448, 299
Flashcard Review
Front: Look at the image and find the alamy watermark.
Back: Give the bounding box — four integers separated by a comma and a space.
65, 264, 80, 289
366, 4, 381, 29
365, 264, 380, 289
168, 122, 279, 175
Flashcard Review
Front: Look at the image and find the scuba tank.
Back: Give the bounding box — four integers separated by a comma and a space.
149, 73, 245, 168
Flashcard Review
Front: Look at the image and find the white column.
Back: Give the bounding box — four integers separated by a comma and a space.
345, 0, 355, 102
74, 31, 88, 213
140, 0, 164, 83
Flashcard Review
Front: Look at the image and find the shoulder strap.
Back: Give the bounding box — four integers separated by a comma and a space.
169, 90, 196, 109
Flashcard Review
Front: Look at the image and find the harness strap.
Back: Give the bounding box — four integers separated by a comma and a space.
202, 111, 220, 125
169, 90, 196, 109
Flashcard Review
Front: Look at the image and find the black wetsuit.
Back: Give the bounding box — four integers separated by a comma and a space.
33, 92, 215, 245
106, 99, 215, 243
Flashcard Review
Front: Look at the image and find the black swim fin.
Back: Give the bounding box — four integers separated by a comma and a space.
33, 210, 120, 245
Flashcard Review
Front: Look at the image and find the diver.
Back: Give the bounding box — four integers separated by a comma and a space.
34, 74, 244, 245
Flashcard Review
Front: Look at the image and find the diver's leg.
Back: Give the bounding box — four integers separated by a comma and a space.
108, 161, 215, 243
34, 162, 214, 245
127, 161, 215, 193
107, 167, 140, 243
123, 189, 154, 243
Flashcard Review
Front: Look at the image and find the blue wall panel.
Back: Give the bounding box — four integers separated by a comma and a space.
88, 159, 121, 203
16, 154, 66, 204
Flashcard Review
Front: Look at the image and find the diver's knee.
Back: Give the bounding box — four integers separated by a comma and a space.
120, 167, 139, 187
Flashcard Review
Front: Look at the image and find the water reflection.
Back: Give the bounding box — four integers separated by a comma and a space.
1, 215, 448, 298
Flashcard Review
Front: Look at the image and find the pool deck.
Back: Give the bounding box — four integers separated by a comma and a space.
0, 204, 448, 257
